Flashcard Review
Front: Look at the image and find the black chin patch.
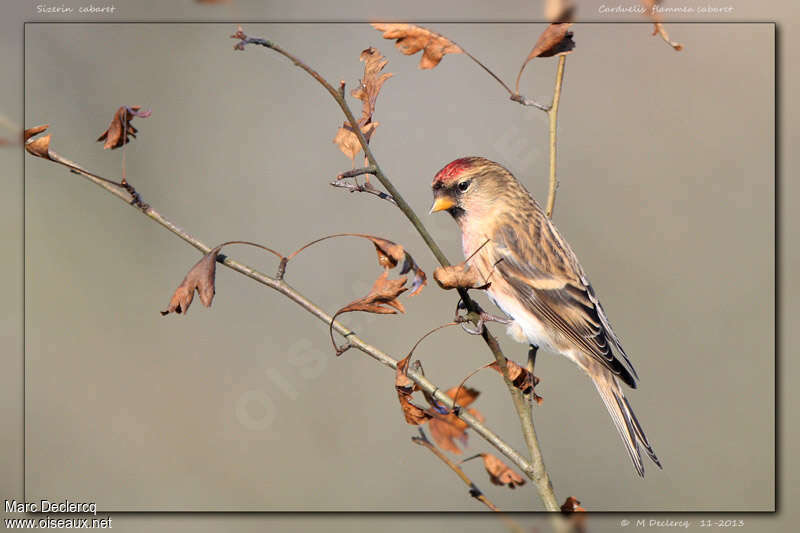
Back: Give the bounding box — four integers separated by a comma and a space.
448, 207, 465, 219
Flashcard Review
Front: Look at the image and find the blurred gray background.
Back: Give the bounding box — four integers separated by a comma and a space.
22, 21, 774, 513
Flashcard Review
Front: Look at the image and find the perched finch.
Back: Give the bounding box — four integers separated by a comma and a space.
430, 156, 661, 476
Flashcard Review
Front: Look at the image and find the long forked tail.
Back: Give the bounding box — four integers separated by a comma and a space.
589, 363, 662, 477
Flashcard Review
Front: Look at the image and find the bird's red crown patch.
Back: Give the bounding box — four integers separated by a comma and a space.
433, 157, 478, 186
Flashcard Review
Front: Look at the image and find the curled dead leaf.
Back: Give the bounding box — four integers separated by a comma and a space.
481, 453, 526, 489
371, 23, 464, 70
23, 125, 52, 160
352, 47, 393, 124
368, 236, 404, 269
330, 270, 408, 354
97, 105, 152, 150
333, 121, 378, 162
333, 47, 392, 162
357, 235, 425, 296
24, 124, 49, 142
561, 496, 586, 513
321, 234, 426, 353
339, 270, 408, 315
161, 247, 221, 316
433, 263, 489, 291
395, 354, 433, 425
429, 387, 483, 454
489, 360, 542, 404
516, 23, 575, 93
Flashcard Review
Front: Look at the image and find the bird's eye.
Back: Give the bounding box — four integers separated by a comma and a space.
458, 180, 471, 192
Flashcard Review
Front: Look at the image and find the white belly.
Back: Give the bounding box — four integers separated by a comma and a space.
485, 289, 560, 354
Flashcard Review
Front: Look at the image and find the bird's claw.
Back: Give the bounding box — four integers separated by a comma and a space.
454, 299, 511, 335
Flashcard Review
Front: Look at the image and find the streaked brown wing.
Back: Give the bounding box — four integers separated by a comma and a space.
489, 215, 639, 387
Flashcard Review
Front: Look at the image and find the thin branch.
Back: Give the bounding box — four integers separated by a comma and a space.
234, 30, 562, 512
330, 179, 396, 205
480, 327, 560, 512
545, 55, 566, 219
412, 429, 500, 512
337, 166, 377, 179
509, 93, 551, 112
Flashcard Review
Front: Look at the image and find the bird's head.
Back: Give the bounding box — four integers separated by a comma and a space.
430, 157, 515, 220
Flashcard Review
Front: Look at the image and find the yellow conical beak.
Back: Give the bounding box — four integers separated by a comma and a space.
429, 196, 456, 214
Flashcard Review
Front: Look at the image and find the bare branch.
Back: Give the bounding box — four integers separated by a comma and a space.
546, 55, 567, 219
330, 179, 396, 205
337, 166, 377, 179
509, 93, 551, 112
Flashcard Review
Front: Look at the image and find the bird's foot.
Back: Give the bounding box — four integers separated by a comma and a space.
454, 299, 511, 335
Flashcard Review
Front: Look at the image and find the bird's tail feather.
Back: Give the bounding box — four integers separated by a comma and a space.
589, 364, 661, 477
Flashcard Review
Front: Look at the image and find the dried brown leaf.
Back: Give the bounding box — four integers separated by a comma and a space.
433, 263, 489, 291
24, 125, 52, 160
352, 47, 393, 123
395, 354, 432, 425
333, 121, 378, 161
489, 360, 542, 404
429, 387, 483, 454
24, 124, 49, 142
515, 23, 575, 93
337, 270, 408, 316
371, 23, 464, 70
526, 23, 576, 59
481, 453, 526, 489
161, 247, 221, 316
97, 105, 152, 150
561, 496, 586, 513
365, 236, 426, 296
333, 47, 392, 162
367, 236, 405, 269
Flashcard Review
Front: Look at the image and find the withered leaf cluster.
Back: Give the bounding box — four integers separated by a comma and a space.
97, 105, 151, 150
371, 23, 463, 70
161, 247, 221, 315
489, 360, 542, 404
394, 362, 488, 457
329, 235, 426, 354
429, 387, 484, 454
481, 452, 527, 489
368, 236, 426, 296
395, 354, 434, 425
334, 47, 393, 162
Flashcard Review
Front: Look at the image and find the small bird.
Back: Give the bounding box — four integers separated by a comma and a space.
430, 156, 661, 476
